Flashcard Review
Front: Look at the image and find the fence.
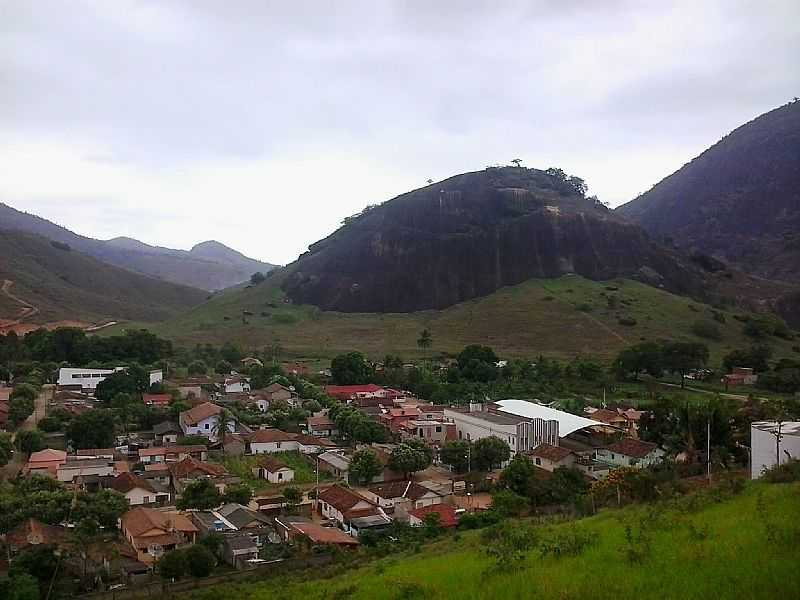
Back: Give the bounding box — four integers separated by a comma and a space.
80, 554, 334, 600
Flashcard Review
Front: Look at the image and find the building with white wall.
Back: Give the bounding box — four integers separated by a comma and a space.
751, 421, 800, 479
57, 367, 124, 392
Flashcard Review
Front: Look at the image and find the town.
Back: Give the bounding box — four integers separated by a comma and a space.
0, 327, 797, 598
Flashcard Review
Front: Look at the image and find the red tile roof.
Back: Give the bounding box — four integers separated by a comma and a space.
256, 456, 291, 472
319, 485, 374, 513
250, 429, 296, 443
110, 472, 155, 494
325, 384, 384, 397
169, 456, 227, 479
138, 445, 207, 458
291, 522, 359, 545
529, 443, 574, 462
180, 402, 222, 425
409, 504, 458, 528
605, 437, 659, 458
6, 519, 66, 548
591, 408, 627, 424
369, 481, 437, 502
120, 508, 197, 544
143, 393, 171, 407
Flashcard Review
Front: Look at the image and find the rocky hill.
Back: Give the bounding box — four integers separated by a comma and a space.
281, 167, 706, 312
0, 202, 276, 290
617, 101, 800, 284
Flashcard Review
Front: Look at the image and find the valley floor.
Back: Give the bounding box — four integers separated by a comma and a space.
179, 481, 800, 600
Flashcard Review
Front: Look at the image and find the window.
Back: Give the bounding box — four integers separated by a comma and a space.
278, 472, 283, 481
204, 423, 210, 429
277, 442, 281, 449
535, 458, 541, 466
435, 426, 442, 433
611, 453, 615, 460
143, 496, 151, 504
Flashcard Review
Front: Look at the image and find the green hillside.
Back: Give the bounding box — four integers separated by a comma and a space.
119, 272, 799, 364
0, 229, 207, 324
182, 481, 799, 600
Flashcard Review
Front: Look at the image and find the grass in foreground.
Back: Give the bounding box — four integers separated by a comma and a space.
182, 481, 800, 600
104, 274, 799, 364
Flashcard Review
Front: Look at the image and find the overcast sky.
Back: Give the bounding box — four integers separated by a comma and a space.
2, 1, 799, 265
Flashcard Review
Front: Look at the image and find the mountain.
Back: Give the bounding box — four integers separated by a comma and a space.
0, 229, 207, 325
617, 101, 800, 284
280, 167, 707, 313
0, 202, 277, 290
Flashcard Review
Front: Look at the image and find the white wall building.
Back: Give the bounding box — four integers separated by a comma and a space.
751, 421, 800, 479
57, 367, 124, 391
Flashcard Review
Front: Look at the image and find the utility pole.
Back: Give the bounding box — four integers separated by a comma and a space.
707, 418, 711, 482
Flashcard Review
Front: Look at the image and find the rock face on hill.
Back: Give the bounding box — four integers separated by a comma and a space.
617, 101, 800, 284
0, 203, 276, 290
281, 167, 704, 313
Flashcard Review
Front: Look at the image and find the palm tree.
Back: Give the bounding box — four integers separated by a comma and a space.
511, 158, 522, 167
212, 408, 238, 454
417, 328, 433, 351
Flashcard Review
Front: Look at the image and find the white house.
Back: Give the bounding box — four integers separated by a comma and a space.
528, 443, 577, 472
179, 402, 233, 442
56, 457, 116, 483
110, 472, 170, 506
751, 421, 800, 479
57, 367, 124, 392
365, 481, 444, 510
252, 456, 295, 484
317, 485, 378, 529
248, 429, 300, 454
224, 375, 251, 394
595, 438, 664, 468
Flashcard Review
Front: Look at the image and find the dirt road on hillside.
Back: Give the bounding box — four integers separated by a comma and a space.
0, 279, 39, 327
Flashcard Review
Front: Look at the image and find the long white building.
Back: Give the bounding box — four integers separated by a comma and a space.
57, 367, 163, 393
444, 400, 607, 455
750, 421, 800, 479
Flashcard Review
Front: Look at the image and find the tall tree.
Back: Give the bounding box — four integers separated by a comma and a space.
417, 328, 433, 351
472, 436, 511, 471
349, 449, 382, 485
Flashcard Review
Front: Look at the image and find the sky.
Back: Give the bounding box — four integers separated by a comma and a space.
2, 1, 799, 265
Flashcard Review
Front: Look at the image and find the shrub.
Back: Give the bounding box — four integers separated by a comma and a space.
691, 319, 723, 341
539, 525, 598, 558
184, 544, 216, 577
761, 459, 800, 483
618, 317, 637, 327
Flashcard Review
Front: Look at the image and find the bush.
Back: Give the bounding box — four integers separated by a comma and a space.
618, 317, 637, 327
691, 319, 723, 341
184, 544, 216, 577
539, 525, 599, 558
761, 459, 800, 483
36, 417, 62, 432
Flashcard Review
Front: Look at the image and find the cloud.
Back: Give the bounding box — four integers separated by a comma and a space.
1, 0, 798, 263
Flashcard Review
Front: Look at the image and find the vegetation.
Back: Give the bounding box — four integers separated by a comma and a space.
135, 275, 800, 362
174, 481, 800, 600
349, 448, 383, 485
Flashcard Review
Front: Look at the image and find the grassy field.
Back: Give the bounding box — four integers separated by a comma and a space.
221, 451, 329, 492
106, 274, 799, 365
182, 481, 800, 600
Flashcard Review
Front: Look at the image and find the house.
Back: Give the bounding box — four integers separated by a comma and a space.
586, 408, 629, 430
221, 433, 247, 456
274, 516, 359, 548
317, 451, 351, 480
57, 457, 116, 483
169, 456, 238, 494
399, 419, 455, 445
142, 394, 171, 408
528, 443, 577, 472
192, 503, 275, 549
306, 414, 338, 438
723, 367, 759, 388
120, 507, 198, 564
317, 485, 378, 530
408, 503, 458, 529
348, 513, 393, 537
224, 375, 251, 394
57, 367, 125, 392
251, 456, 295, 484
223, 535, 260, 569
751, 421, 800, 479
596, 438, 664, 468
24, 448, 67, 477
5, 519, 66, 554
179, 402, 233, 442
110, 472, 171, 506
138, 445, 207, 465
248, 429, 299, 454
153, 421, 181, 445
325, 384, 389, 405
365, 481, 444, 511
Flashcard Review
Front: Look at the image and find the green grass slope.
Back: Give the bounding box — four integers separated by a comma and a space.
183, 481, 800, 600
132, 272, 798, 364
0, 230, 208, 324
